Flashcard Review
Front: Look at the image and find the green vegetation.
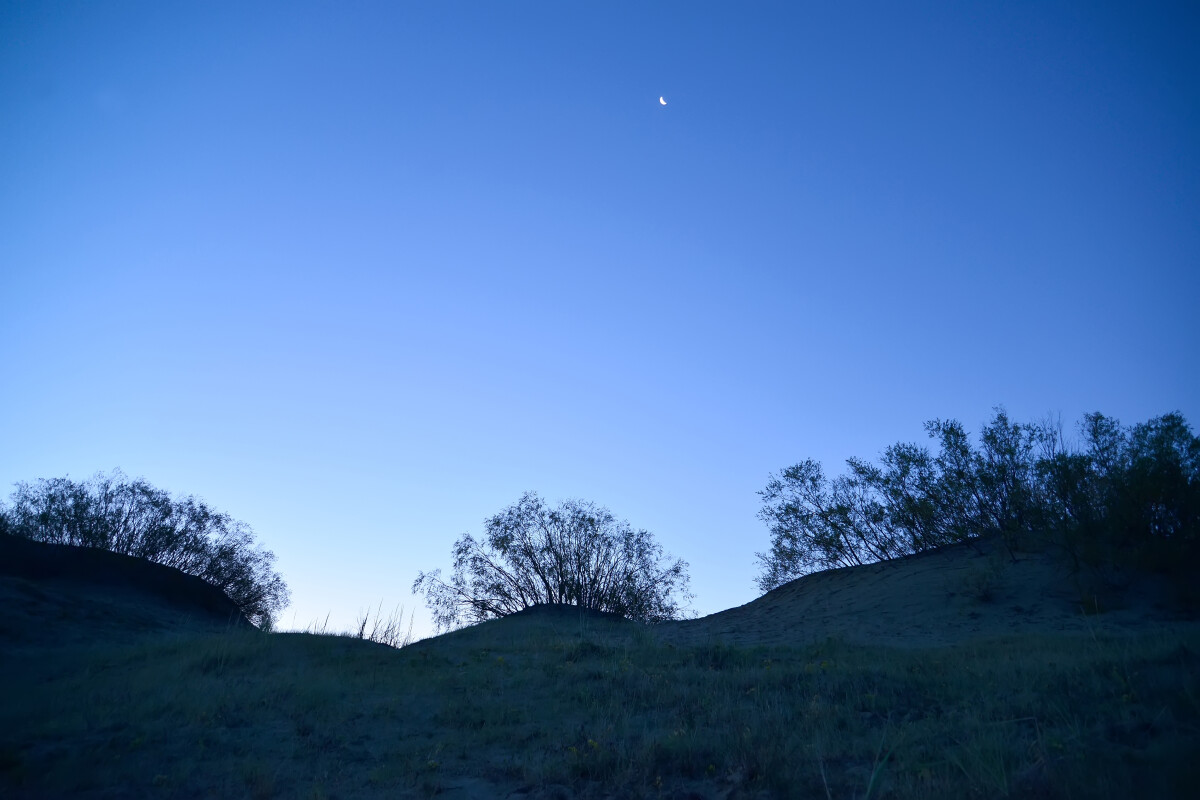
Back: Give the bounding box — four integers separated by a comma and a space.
4, 410, 1196, 797
2, 613, 1196, 799
0, 470, 289, 627
757, 409, 1199, 596
414, 492, 692, 631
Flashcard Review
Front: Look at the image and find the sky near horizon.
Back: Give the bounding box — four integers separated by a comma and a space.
2, 1, 1197, 639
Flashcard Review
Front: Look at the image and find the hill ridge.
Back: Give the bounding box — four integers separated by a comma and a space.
659, 536, 1194, 648
0, 533, 252, 647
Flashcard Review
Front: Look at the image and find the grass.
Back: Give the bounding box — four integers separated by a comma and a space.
305, 601, 417, 649
2, 612, 1198, 798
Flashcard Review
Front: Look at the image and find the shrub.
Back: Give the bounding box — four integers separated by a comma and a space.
414, 492, 691, 631
1, 470, 289, 626
756, 409, 1198, 596
1040, 412, 1199, 585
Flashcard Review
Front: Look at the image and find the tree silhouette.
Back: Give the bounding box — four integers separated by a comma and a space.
1, 470, 289, 627
414, 492, 691, 631
756, 409, 1198, 595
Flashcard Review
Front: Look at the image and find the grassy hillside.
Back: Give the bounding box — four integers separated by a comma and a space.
2, 607, 1197, 798
0, 533, 251, 649
2, 536, 1198, 798
659, 537, 1195, 649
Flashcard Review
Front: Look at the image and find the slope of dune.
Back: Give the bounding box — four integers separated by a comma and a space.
658, 536, 1195, 648
0, 533, 252, 648
2, 534, 1197, 798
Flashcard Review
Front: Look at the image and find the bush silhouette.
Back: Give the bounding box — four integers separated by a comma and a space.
0, 470, 289, 627
756, 409, 1199, 597
414, 492, 691, 631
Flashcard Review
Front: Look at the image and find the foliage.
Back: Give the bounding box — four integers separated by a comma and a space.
302, 602, 416, 648
352, 602, 417, 648
414, 492, 691, 631
757, 408, 1199, 593
1041, 411, 1200, 581
1, 470, 289, 626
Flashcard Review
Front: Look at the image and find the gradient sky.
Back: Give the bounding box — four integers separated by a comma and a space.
3, 1, 1197, 639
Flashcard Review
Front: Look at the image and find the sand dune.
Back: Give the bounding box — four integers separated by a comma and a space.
3, 533, 1196, 798
658, 536, 1195, 648
0, 533, 251, 648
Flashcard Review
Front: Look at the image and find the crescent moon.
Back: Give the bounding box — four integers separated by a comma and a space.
659, 96, 667, 106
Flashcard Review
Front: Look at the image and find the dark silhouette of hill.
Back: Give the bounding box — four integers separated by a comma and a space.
658, 536, 1197, 648
0, 533, 252, 648
2, 536, 1197, 798
401, 539, 1199, 656
405, 601, 639, 661
506, 602, 630, 623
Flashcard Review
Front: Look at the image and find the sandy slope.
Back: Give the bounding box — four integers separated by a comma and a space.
657, 536, 1195, 648
4, 531, 1191, 654
3, 535, 1197, 799
0, 533, 251, 648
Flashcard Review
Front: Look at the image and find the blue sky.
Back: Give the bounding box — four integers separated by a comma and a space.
3, 1, 1197, 639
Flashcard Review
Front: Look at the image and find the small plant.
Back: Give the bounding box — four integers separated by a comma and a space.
959, 555, 1007, 604
303, 603, 416, 648
353, 601, 416, 648
306, 612, 333, 635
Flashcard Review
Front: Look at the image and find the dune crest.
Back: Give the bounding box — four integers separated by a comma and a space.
659, 537, 1195, 648
0, 534, 252, 647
